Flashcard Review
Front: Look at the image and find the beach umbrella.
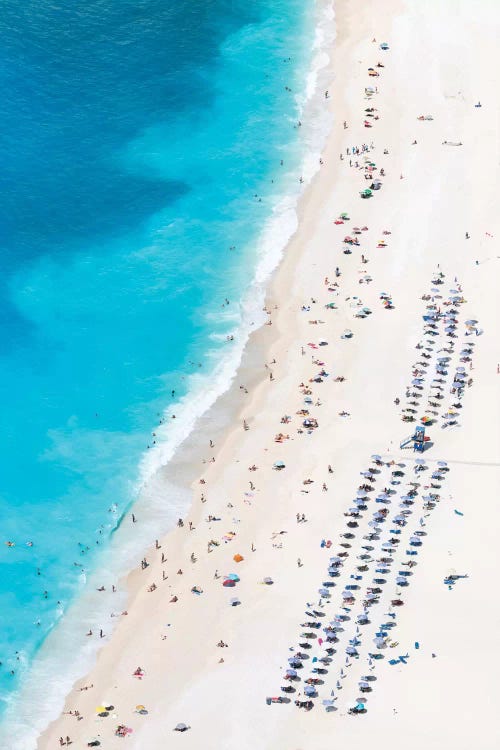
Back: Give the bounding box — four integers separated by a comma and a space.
373, 636, 385, 648
415, 458, 426, 465
465, 319, 477, 325
285, 669, 297, 677
409, 536, 421, 545
288, 657, 301, 666
371, 454, 381, 461
357, 489, 368, 497
319, 588, 329, 596
412, 378, 423, 385
233, 554, 244, 563
456, 366, 466, 372
222, 579, 235, 587
359, 681, 369, 688
263, 577, 273, 585
174, 724, 189, 732
396, 576, 407, 585
346, 646, 358, 656
437, 461, 448, 467
304, 685, 316, 696
329, 556, 342, 564
273, 460, 285, 469
230, 597, 240, 606
322, 699, 335, 707
226, 573, 240, 581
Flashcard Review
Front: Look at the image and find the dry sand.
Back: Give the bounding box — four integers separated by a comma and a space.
37, 0, 500, 748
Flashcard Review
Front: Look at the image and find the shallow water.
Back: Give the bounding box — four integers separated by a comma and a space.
0, 0, 335, 738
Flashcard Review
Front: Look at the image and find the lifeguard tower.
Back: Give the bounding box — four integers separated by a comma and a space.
400, 425, 426, 452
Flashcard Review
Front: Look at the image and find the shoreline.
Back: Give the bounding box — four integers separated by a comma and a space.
21, 0, 500, 747
33, 0, 386, 743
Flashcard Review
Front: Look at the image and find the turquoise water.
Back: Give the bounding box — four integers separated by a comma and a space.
0, 0, 334, 737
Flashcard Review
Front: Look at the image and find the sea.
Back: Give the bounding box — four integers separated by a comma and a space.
0, 0, 335, 743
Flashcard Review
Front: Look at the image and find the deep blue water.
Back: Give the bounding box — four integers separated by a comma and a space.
0, 0, 320, 719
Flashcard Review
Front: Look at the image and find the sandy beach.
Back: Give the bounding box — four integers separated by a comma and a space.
36, 1, 500, 748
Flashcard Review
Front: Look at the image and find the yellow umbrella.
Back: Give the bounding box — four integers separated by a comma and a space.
96, 705, 106, 713
136, 705, 146, 711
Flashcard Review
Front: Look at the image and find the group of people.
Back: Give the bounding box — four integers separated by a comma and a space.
272, 271, 478, 713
